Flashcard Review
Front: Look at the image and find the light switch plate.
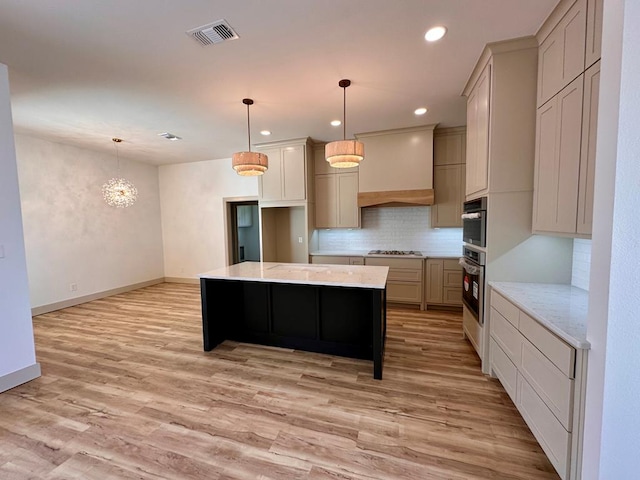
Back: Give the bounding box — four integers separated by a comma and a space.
0, 244, 4, 259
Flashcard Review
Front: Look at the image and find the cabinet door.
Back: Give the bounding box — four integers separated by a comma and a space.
259, 148, 282, 201
465, 88, 478, 196
425, 259, 444, 304
533, 75, 584, 234
282, 145, 306, 201
466, 63, 490, 197
585, 0, 603, 68
434, 131, 465, 166
537, 0, 587, 107
336, 172, 359, 228
577, 61, 600, 235
315, 174, 337, 228
432, 164, 465, 228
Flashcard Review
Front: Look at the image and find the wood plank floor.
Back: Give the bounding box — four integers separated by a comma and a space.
0, 283, 559, 480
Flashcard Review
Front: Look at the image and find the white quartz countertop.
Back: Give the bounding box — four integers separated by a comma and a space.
489, 282, 590, 349
199, 262, 389, 289
310, 251, 460, 259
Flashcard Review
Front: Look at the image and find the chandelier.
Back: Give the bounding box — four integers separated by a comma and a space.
102, 138, 138, 208
232, 98, 268, 176
325, 79, 364, 168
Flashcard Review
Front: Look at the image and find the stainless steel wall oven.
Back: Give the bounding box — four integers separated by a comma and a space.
459, 246, 485, 325
462, 197, 487, 247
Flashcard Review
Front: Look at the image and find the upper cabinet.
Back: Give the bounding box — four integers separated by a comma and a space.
537, 0, 587, 108
585, 0, 603, 68
465, 64, 490, 197
462, 37, 539, 200
355, 125, 436, 207
533, 0, 602, 237
432, 127, 466, 228
256, 138, 312, 203
313, 143, 360, 229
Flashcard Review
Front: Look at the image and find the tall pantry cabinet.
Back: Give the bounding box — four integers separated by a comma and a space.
532, 0, 603, 236
462, 37, 574, 375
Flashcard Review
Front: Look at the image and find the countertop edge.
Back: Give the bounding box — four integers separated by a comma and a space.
310, 251, 461, 259
489, 282, 591, 350
199, 263, 389, 290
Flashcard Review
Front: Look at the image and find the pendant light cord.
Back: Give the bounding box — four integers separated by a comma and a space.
343, 85, 347, 141
247, 103, 252, 152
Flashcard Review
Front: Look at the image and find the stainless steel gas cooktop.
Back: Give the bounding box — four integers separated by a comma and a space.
368, 250, 423, 256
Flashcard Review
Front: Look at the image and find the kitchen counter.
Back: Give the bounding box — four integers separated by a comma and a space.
200, 261, 388, 289
309, 251, 460, 259
489, 282, 590, 349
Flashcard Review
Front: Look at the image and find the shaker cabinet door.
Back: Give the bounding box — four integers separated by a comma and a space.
533, 75, 584, 234
577, 61, 600, 235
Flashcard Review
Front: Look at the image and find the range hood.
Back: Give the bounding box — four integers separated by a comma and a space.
358, 189, 435, 208
355, 125, 437, 208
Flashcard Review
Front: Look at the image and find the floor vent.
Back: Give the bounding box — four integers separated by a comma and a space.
187, 19, 239, 46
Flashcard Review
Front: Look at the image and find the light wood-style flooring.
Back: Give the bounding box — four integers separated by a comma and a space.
0, 283, 559, 479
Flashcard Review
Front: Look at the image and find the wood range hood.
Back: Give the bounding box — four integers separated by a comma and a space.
355, 124, 437, 209
357, 189, 435, 208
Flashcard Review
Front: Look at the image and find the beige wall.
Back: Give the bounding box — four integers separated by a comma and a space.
14, 134, 164, 308
159, 158, 258, 278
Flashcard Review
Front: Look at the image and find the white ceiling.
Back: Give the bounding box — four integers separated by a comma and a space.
0, 0, 558, 166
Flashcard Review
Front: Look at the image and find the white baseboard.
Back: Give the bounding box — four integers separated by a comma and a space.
164, 277, 200, 284
31, 278, 165, 316
0, 363, 41, 393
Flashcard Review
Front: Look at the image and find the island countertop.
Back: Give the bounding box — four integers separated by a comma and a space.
199, 261, 389, 290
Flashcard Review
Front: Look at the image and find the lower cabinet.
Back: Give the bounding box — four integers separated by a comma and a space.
489, 291, 587, 480
311, 255, 364, 266
364, 257, 424, 308
425, 258, 462, 307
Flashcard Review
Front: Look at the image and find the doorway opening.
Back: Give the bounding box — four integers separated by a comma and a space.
226, 200, 260, 265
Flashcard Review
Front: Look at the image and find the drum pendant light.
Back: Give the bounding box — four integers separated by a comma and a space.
325, 79, 364, 168
232, 98, 268, 176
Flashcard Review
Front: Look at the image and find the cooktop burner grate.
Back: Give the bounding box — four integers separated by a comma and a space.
368, 250, 422, 256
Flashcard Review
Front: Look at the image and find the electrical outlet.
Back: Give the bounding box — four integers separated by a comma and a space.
298, 236, 303, 244
70, 283, 77, 292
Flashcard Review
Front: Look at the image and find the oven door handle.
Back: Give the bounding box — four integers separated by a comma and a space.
459, 258, 481, 275
461, 212, 482, 220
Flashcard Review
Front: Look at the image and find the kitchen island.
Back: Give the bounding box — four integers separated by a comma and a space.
199, 262, 389, 379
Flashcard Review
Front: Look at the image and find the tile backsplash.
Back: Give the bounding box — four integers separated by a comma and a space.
571, 238, 592, 291
317, 206, 463, 256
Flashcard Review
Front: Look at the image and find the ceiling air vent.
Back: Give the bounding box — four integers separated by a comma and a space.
187, 19, 239, 46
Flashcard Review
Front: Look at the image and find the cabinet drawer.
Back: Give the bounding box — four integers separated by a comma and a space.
443, 259, 460, 270
387, 281, 423, 304
490, 291, 520, 328
311, 256, 350, 265
365, 257, 423, 270
490, 307, 522, 366
490, 338, 517, 404
387, 268, 422, 282
519, 312, 575, 377
442, 287, 462, 305
517, 376, 570, 479
463, 307, 482, 358
443, 269, 462, 287
520, 339, 574, 431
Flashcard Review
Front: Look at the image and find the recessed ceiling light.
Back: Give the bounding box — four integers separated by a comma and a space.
425, 26, 447, 42
260, 130, 271, 136
330, 120, 342, 127
414, 107, 428, 115
158, 132, 182, 141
